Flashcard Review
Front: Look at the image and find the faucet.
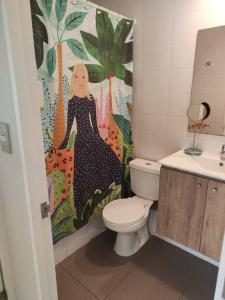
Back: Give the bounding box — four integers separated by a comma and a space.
220, 144, 225, 160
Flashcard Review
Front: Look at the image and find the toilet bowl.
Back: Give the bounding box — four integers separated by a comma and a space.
103, 158, 161, 257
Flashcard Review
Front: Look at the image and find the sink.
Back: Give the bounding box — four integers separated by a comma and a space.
159, 150, 225, 181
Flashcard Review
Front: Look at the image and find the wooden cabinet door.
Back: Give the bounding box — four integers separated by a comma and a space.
200, 180, 225, 260
157, 167, 208, 251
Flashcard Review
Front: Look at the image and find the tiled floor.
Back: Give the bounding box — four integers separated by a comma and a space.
56, 231, 218, 300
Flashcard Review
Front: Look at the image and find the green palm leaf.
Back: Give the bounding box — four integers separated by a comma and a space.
114, 64, 133, 86
114, 18, 133, 47
55, 0, 68, 22
47, 46, 56, 76
30, 0, 48, 69
95, 9, 114, 71
96, 9, 114, 52
80, 10, 133, 86
117, 41, 133, 64
113, 114, 131, 144
85, 64, 107, 83
80, 31, 101, 63
66, 39, 88, 60
65, 12, 87, 30
40, 0, 53, 17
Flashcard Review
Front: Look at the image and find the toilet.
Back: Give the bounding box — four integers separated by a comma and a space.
102, 158, 161, 257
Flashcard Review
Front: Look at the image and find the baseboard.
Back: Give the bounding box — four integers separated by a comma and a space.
54, 217, 106, 265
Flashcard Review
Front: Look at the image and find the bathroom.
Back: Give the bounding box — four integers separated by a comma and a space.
1, 0, 225, 299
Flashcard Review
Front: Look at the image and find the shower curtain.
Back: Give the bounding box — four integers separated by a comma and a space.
30, 0, 134, 243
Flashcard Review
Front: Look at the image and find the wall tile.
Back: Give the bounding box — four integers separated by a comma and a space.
171, 41, 196, 69
173, 12, 202, 43
143, 70, 170, 94
143, 0, 173, 20
173, 0, 202, 16
165, 117, 188, 153
169, 69, 193, 94
144, 18, 173, 46
143, 45, 172, 71
167, 94, 190, 117
138, 134, 168, 161
141, 115, 167, 135
142, 93, 168, 116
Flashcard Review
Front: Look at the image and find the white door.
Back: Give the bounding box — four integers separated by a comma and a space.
0, 0, 58, 299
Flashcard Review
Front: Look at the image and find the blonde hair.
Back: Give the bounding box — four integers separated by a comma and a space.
69, 63, 91, 99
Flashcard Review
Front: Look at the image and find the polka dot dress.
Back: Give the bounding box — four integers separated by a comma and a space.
60, 95, 122, 218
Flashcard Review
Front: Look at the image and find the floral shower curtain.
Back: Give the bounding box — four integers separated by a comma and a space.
30, 0, 134, 243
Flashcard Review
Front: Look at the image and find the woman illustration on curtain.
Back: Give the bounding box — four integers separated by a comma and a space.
60, 64, 121, 228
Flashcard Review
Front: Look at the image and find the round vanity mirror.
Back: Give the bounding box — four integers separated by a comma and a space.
187, 102, 210, 122
187, 104, 206, 121
185, 102, 211, 156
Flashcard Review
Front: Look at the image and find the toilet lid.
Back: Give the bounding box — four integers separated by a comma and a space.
103, 198, 146, 226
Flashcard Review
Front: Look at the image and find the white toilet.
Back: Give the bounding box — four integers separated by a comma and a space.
102, 158, 161, 257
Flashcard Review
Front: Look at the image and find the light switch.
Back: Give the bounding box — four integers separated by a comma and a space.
0, 122, 12, 154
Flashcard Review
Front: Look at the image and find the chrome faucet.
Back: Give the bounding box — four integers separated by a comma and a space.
220, 144, 225, 160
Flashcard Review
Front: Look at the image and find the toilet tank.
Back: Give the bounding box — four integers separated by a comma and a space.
129, 158, 161, 201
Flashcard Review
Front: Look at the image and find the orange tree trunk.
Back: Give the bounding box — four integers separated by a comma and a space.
52, 43, 65, 149
107, 76, 122, 160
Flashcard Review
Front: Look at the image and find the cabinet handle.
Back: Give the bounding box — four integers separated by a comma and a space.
197, 183, 201, 188
212, 187, 218, 192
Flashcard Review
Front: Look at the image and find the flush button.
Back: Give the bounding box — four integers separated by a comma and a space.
0, 122, 12, 154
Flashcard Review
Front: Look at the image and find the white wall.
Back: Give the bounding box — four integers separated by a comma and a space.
92, 0, 225, 161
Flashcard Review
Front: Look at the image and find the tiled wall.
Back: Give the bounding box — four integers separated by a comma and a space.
92, 0, 225, 161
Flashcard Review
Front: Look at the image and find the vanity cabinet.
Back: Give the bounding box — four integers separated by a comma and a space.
200, 180, 225, 260
157, 167, 225, 261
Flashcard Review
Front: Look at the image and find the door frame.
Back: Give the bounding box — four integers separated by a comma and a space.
215, 234, 225, 299
0, 0, 57, 299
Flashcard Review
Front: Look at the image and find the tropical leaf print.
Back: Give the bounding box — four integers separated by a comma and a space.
65, 12, 88, 30
55, 0, 68, 22
47, 46, 56, 76
40, 0, 53, 17
30, 0, 48, 68
66, 39, 88, 60
80, 9, 133, 87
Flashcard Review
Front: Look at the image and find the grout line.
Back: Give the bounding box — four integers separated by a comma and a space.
103, 266, 135, 300
62, 268, 100, 300
179, 277, 193, 300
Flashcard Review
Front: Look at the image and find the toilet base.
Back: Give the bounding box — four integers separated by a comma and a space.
114, 225, 149, 257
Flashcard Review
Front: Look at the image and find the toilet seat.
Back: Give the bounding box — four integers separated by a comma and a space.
102, 198, 146, 227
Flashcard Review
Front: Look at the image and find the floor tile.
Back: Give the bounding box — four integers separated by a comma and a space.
56, 264, 64, 277
83, 231, 132, 267
67, 253, 133, 300
57, 270, 97, 300
181, 260, 218, 300
56, 231, 218, 300
106, 267, 180, 300
57, 242, 87, 271
132, 237, 204, 294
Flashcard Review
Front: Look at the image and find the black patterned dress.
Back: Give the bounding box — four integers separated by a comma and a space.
60, 95, 121, 224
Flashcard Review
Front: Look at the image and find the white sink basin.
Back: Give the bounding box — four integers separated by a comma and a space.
159, 150, 225, 181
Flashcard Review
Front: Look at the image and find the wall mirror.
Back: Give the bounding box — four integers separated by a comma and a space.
189, 25, 225, 136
